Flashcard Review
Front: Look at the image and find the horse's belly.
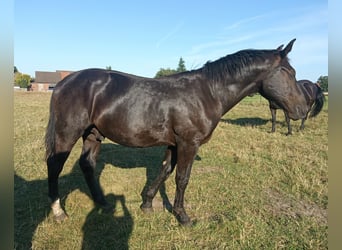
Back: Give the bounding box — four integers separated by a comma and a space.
102, 124, 175, 148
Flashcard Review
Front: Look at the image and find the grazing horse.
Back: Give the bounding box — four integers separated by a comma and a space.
45, 39, 307, 225
268, 80, 325, 135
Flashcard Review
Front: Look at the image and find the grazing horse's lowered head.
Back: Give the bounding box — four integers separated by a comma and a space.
268, 79, 325, 135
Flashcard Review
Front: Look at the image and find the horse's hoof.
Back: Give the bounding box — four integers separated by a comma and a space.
179, 219, 193, 227
173, 209, 192, 226
140, 204, 154, 213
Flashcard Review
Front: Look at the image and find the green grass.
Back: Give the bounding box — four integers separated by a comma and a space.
14, 92, 328, 249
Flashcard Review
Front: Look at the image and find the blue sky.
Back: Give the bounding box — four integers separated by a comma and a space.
15, 0, 327, 80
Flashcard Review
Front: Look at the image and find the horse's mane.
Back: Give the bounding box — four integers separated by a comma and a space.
201, 49, 279, 81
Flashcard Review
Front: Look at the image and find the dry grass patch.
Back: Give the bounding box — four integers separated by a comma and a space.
265, 188, 327, 224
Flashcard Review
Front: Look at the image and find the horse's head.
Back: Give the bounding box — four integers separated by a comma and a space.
260, 39, 308, 120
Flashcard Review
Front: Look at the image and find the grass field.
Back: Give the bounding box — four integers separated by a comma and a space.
14, 91, 328, 249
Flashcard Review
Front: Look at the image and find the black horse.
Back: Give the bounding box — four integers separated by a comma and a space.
268, 79, 325, 135
45, 39, 307, 225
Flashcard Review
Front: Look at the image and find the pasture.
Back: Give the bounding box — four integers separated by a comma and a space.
14, 91, 327, 249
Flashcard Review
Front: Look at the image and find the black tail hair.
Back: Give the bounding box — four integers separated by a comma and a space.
309, 85, 325, 118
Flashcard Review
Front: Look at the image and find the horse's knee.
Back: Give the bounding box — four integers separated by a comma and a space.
176, 174, 189, 189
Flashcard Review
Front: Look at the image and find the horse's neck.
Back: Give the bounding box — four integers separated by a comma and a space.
211, 79, 260, 115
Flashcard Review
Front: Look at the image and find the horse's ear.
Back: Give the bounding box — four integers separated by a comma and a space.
280, 38, 296, 58
276, 44, 284, 51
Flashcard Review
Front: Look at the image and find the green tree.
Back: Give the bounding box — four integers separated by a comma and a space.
317, 75, 328, 92
154, 57, 186, 78
155, 68, 177, 78
14, 66, 18, 73
176, 57, 186, 73
15, 73, 31, 88
106, 66, 112, 70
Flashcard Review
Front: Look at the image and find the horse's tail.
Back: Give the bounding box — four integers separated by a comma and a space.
45, 97, 56, 160
309, 85, 325, 118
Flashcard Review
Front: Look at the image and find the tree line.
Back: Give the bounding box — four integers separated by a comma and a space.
154, 57, 186, 78
317, 76, 328, 92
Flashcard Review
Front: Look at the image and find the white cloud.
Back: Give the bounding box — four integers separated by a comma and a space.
224, 15, 266, 31
156, 21, 184, 48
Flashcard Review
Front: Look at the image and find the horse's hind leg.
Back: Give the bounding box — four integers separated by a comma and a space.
141, 146, 177, 213
79, 127, 109, 209
47, 138, 76, 222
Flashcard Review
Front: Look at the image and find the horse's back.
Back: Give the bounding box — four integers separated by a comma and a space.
53, 68, 142, 93
297, 80, 316, 104
298, 79, 314, 92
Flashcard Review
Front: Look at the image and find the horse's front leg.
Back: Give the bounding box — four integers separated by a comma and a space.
172, 142, 198, 226
299, 117, 306, 130
270, 108, 277, 133
284, 111, 292, 135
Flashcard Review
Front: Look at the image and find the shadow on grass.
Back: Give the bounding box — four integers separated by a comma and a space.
221, 117, 294, 135
220, 117, 269, 127
82, 194, 133, 250
15, 174, 52, 249
97, 144, 173, 212
14, 143, 173, 249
